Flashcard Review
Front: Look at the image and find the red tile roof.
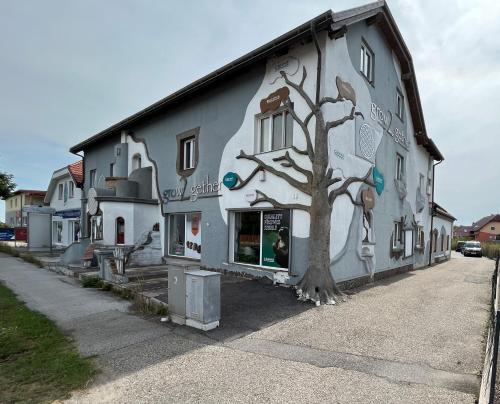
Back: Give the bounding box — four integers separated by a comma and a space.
13, 189, 46, 196
68, 160, 83, 187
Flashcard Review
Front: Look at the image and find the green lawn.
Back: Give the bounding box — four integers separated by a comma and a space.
0, 282, 96, 403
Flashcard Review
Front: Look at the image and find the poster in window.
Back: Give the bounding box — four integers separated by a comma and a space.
261, 210, 290, 268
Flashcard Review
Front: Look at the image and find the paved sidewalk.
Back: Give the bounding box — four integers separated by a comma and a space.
0, 252, 493, 403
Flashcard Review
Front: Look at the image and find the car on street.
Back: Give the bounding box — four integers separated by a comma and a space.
462, 241, 482, 257
456, 240, 466, 253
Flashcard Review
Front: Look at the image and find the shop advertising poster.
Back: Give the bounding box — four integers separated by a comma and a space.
262, 210, 290, 268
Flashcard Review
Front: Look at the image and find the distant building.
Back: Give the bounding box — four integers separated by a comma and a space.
4, 190, 46, 227
453, 225, 472, 239
470, 214, 500, 242
431, 203, 456, 262
44, 161, 84, 247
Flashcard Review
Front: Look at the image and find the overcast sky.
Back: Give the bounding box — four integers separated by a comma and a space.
1, 0, 499, 225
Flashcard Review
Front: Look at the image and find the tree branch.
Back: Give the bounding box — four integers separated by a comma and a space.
236, 150, 311, 195
325, 107, 364, 133
328, 168, 374, 206
229, 166, 262, 191
291, 145, 309, 156
273, 151, 313, 183
280, 67, 317, 113
251, 190, 310, 212
284, 99, 314, 162
319, 94, 343, 106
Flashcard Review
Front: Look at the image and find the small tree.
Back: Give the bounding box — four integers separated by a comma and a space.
230, 26, 374, 305
0, 172, 16, 200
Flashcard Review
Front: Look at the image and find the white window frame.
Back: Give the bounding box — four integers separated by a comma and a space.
91, 216, 103, 241
417, 225, 424, 248
58, 184, 63, 200
89, 169, 96, 188
256, 108, 293, 154
393, 221, 402, 249
182, 138, 196, 170
396, 89, 404, 120
360, 42, 374, 83
69, 181, 75, 198
396, 153, 404, 181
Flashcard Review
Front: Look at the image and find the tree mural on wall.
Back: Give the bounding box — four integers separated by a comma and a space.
229, 26, 374, 305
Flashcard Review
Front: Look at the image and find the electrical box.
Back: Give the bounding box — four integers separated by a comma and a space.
185, 270, 221, 331
168, 264, 198, 325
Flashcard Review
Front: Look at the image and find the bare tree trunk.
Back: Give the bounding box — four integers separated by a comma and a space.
297, 118, 344, 305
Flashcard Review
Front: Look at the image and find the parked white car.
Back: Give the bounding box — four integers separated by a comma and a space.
463, 241, 483, 257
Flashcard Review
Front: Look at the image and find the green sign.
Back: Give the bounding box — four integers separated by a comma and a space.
223, 172, 238, 189
373, 166, 384, 195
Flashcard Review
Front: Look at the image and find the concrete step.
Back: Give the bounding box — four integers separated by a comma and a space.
123, 277, 168, 292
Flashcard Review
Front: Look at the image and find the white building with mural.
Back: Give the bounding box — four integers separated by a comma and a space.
44, 161, 83, 247
70, 1, 453, 292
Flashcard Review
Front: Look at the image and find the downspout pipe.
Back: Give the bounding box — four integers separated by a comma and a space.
428, 159, 443, 266
71, 151, 86, 238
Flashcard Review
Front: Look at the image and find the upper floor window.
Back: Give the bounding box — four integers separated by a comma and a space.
491, 226, 496, 231
360, 42, 374, 83
109, 163, 115, 177
176, 127, 199, 177
257, 107, 293, 153
393, 221, 402, 249
58, 184, 63, 200
89, 169, 96, 188
132, 154, 142, 171
396, 89, 404, 120
396, 153, 405, 181
69, 181, 75, 198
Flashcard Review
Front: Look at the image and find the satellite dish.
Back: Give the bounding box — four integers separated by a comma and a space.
87, 188, 99, 215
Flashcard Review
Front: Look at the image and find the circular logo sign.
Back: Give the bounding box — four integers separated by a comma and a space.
372, 167, 385, 196
223, 172, 238, 189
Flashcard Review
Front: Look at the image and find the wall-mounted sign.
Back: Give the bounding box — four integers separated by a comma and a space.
333, 149, 345, 160
222, 172, 238, 189
269, 56, 300, 84
370, 102, 409, 149
336, 76, 357, 106
372, 167, 385, 196
359, 123, 376, 161
244, 189, 257, 203
163, 175, 221, 203
361, 188, 375, 213
260, 87, 290, 114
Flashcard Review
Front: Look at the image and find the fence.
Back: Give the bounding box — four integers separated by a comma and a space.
479, 255, 500, 404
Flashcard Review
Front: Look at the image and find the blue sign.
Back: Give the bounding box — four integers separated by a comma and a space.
0, 228, 14, 241
223, 172, 238, 189
372, 166, 385, 195
54, 209, 81, 219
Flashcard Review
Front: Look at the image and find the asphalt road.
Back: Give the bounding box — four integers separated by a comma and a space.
0, 251, 493, 403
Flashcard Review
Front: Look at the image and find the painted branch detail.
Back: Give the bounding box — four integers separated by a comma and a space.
228, 23, 376, 305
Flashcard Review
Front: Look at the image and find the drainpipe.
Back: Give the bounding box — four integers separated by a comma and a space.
71, 151, 86, 238
428, 159, 443, 266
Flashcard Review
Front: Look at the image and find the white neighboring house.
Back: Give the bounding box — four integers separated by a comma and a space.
44, 161, 83, 247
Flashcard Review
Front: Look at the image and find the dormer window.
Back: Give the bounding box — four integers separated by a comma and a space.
58, 184, 63, 200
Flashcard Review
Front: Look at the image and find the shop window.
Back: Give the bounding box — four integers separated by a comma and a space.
53, 221, 63, 244
257, 107, 293, 153
116, 217, 125, 245
91, 215, 103, 241
360, 41, 374, 83
396, 89, 404, 120
89, 169, 96, 188
168, 212, 201, 259
176, 128, 199, 176
132, 154, 142, 171
232, 210, 290, 269
392, 221, 402, 249
58, 184, 63, 200
396, 153, 404, 181
69, 181, 75, 198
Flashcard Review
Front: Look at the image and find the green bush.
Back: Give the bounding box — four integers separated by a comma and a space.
481, 242, 500, 260
81, 276, 102, 288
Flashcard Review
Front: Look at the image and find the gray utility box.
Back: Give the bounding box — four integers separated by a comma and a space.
168, 264, 199, 325
186, 270, 221, 331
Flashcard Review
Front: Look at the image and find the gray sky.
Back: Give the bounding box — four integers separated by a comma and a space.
1, 0, 499, 225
